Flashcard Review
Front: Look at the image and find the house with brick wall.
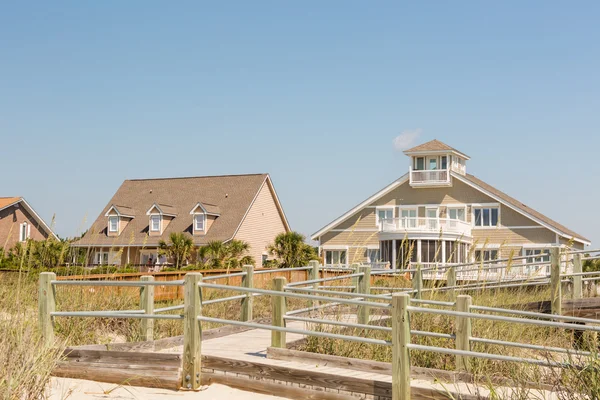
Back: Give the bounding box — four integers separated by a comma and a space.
72, 174, 290, 268
0, 197, 58, 251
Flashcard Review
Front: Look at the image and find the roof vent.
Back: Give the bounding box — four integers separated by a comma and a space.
149, 189, 153, 194
225, 193, 228, 198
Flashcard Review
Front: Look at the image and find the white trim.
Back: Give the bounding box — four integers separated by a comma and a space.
375, 206, 395, 227
471, 205, 500, 228
330, 229, 379, 232
108, 216, 119, 233
0, 198, 59, 241
403, 149, 471, 160
321, 244, 351, 250
145, 203, 176, 217
104, 205, 135, 219
474, 243, 501, 249
503, 226, 545, 229
311, 174, 409, 240
150, 215, 161, 232
453, 173, 590, 246
194, 214, 205, 232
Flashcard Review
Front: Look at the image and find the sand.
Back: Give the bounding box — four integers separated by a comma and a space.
48, 377, 290, 400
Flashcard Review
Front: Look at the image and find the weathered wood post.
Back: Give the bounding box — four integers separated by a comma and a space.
309, 260, 320, 308
455, 295, 472, 372
140, 275, 155, 341
183, 273, 202, 390
38, 272, 56, 347
241, 265, 254, 322
271, 277, 287, 348
447, 265, 457, 299
412, 264, 423, 299
392, 293, 411, 400
550, 247, 562, 315
357, 265, 372, 325
572, 253, 583, 300
351, 263, 360, 293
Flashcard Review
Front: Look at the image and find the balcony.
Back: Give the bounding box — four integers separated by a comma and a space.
380, 217, 472, 238
409, 167, 451, 187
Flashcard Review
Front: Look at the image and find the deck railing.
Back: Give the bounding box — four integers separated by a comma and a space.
38, 248, 600, 398
380, 217, 472, 236
409, 167, 450, 185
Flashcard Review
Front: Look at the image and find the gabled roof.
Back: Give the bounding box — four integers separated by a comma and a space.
189, 202, 221, 216
146, 203, 177, 217
74, 173, 290, 247
404, 139, 470, 159
0, 197, 59, 240
105, 205, 136, 218
311, 172, 590, 245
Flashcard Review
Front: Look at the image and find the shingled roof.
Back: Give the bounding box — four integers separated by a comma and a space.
404, 139, 470, 159
74, 173, 277, 247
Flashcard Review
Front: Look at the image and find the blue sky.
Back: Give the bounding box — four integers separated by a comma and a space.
1, 2, 599, 246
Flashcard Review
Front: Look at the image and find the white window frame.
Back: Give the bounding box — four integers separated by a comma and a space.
399, 207, 418, 228
19, 222, 30, 242
150, 215, 161, 232
447, 206, 467, 222
96, 251, 109, 265
194, 214, 205, 231
375, 206, 395, 226
324, 249, 347, 266
472, 206, 500, 228
522, 248, 551, 275
108, 216, 119, 233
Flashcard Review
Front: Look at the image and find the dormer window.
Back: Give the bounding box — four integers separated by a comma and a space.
108, 216, 119, 232
194, 214, 205, 231
150, 215, 161, 232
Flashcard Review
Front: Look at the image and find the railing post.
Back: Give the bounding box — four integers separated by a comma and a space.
183, 273, 202, 390
447, 266, 456, 299
357, 265, 371, 325
351, 263, 360, 292
412, 264, 422, 299
572, 253, 583, 300
241, 265, 254, 322
455, 295, 472, 372
550, 247, 562, 316
140, 275, 155, 341
271, 277, 287, 348
309, 260, 320, 308
38, 272, 56, 347
392, 293, 411, 400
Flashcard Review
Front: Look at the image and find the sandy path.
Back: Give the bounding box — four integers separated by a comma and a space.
48, 377, 288, 400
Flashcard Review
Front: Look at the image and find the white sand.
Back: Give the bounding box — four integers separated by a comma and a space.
48, 377, 289, 400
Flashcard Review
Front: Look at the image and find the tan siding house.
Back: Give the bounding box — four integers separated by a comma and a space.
234, 181, 288, 266
0, 197, 58, 251
73, 174, 290, 268
312, 140, 589, 271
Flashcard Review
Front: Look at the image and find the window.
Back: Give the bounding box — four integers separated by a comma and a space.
524, 249, 551, 275
441, 156, 448, 170
400, 208, 417, 228
150, 215, 161, 232
366, 249, 380, 264
429, 158, 437, 170
473, 207, 499, 227
194, 214, 205, 231
421, 240, 442, 264
324, 250, 347, 266
96, 252, 109, 265
20, 222, 29, 242
475, 249, 499, 272
414, 157, 425, 171
448, 208, 466, 221
262, 254, 268, 264
445, 242, 469, 264
376, 207, 394, 226
108, 216, 119, 232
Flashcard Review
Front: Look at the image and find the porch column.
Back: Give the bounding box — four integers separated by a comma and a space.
127, 247, 130, 264
441, 240, 446, 265
392, 239, 397, 270
417, 240, 422, 263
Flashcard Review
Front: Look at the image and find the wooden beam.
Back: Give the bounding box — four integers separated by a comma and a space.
455, 295, 472, 373
39, 272, 56, 347
392, 293, 411, 400
550, 247, 562, 315
140, 275, 155, 341
241, 265, 254, 321
271, 277, 287, 348
183, 272, 202, 390
357, 266, 371, 325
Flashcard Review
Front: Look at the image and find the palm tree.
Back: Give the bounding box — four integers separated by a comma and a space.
197, 240, 254, 271
158, 232, 195, 269
268, 231, 319, 269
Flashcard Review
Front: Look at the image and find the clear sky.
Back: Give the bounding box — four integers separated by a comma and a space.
1, 2, 599, 246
